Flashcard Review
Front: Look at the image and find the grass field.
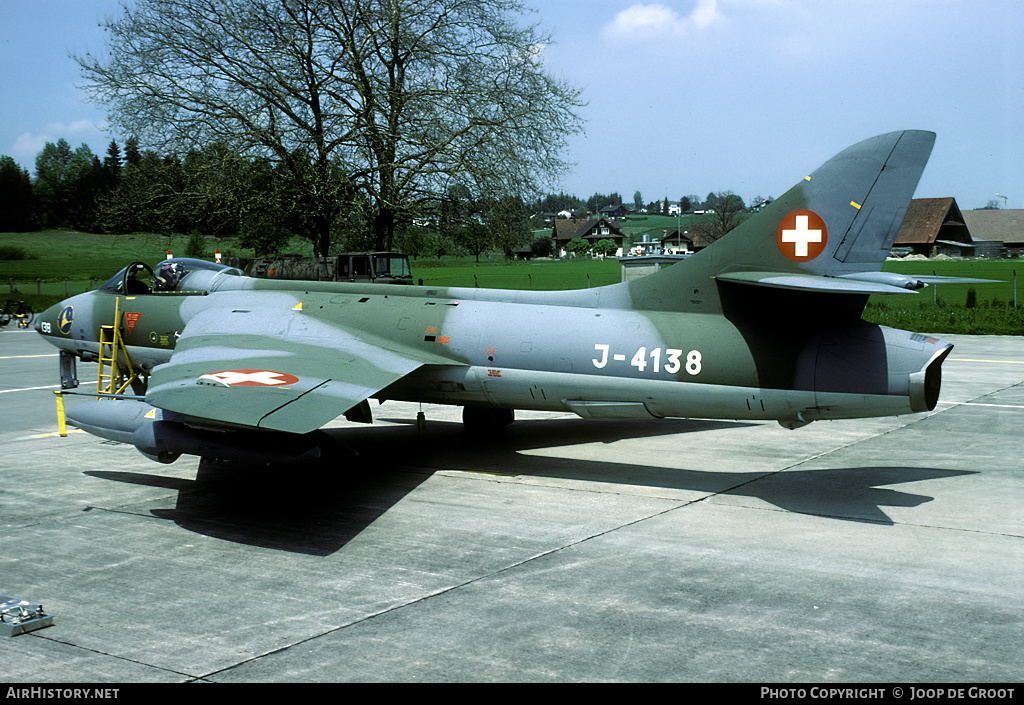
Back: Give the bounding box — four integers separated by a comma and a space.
863, 299, 1024, 335
0, 230, 305, 282
861, 259, 1023, 334
2, 230, 1021, 335
0, 230, 311, 308
878, 258, 1021, 307
413, 256, 621, 290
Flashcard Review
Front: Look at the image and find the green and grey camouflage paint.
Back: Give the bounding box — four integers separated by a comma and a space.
37, 131, 954, 463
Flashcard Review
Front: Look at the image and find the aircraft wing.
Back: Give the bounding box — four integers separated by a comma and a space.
145, 306, 453, 434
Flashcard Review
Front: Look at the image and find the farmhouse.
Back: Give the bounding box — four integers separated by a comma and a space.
962, 208, 1024, 258
659, 228, 695, 254
551, 217, 627, 257
894, 198, 1024, 258
598, 204, 632, 218
893, 198, 972, 257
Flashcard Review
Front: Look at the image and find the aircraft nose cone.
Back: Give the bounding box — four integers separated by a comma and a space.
35, 301, 65, 337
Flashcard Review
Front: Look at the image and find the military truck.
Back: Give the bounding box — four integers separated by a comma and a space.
227, 252, 414, 284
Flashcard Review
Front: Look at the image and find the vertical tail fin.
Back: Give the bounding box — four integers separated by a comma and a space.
626, 130, 936, 311
764, 129, 936, 271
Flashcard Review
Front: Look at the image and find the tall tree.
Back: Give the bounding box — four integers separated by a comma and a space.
67, 147, 106, 230
99, 140, 124, 198
485, 194, 531, 259
96, 148, 181, 234
35, 140, 101, 228
0, 156, 36, 231
76, 0, 584, 255
34, 139, 75, 227
124, 137, 142, 167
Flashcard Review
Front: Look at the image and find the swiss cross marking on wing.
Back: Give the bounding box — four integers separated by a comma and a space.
777, 209, 828, 261
199, 370, 300, 387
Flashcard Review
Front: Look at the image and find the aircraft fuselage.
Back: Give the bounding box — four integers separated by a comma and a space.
34, 131, 959, 463
38, 273, 947, 429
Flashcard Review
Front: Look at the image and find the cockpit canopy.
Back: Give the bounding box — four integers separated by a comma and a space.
100, 258, 242, 296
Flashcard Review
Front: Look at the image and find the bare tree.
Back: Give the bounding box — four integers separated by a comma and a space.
76, 0, 584, 254
690, 191, 745, 247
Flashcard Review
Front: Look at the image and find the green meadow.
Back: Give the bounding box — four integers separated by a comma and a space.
866, 259, 1023, 335
414, 256, 621, 290
2, 230, 1021, 335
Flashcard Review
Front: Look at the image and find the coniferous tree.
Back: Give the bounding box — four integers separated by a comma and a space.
0, 156, 36, 231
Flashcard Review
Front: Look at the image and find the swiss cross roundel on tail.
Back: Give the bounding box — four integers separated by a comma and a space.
777, 209, 828, 262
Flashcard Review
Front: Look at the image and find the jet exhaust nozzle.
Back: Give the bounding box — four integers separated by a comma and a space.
790, 325, 953, 422
908, 344, 953, 413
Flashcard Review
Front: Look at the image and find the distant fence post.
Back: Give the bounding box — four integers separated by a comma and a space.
36, 278, 41, 295
65, 278, 69, 296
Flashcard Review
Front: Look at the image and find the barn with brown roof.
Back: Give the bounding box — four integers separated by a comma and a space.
893, 197, 972, 257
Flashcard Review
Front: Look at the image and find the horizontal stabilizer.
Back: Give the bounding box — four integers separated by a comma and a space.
912, 276, 1004, 285
714, 271, 920, 295
715, 270, 1004, 296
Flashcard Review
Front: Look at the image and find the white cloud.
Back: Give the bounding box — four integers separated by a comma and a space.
8, 119, 108, 169
602, 1, 724, 40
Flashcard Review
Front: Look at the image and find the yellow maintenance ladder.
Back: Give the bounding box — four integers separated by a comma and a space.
55, 296, 141, 437
96, 296, 139, 396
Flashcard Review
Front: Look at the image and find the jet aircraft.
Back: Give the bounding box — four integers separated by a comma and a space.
36, 130, 972, 465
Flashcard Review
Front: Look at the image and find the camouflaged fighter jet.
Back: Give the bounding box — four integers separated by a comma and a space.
36, 130, 967, 464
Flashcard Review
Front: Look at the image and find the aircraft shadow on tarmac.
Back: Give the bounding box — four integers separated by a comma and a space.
85, 416, 974, 555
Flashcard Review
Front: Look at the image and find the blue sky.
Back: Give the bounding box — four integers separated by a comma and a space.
2, 0, 1023, 210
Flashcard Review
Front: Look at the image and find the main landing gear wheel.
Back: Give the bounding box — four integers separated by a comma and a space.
462, 406, 515, 435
